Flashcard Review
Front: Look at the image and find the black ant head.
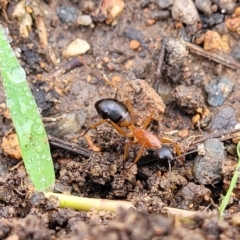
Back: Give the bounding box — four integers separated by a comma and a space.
156, 145, 174, 170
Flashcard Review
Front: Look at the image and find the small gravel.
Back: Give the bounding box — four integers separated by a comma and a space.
193, 138, 225, 185
195, 0, 212, 16
210, 106, 237, 130
56, 6, 78, 24
172, 0, 200, 25
205, 77, 234, 107
216, 0, 236, 14
156, 0, 173, 9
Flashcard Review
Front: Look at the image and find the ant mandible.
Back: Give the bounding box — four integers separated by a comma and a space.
82, 66, 178, 171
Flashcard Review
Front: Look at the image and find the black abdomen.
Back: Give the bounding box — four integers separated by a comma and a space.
95, 98, 132, 125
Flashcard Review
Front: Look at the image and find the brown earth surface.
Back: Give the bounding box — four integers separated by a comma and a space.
0, 0, 240, 239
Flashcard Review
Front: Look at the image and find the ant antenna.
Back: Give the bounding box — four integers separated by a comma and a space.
173, 149, 198, 160
81, 60, 127, 95
167, 160, 171, 190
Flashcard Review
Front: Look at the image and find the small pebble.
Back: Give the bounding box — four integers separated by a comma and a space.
210, 106, 237, 130
211, 4, 218, 13
225, 17, 240, 33
62, 38, 90, 58
81, 1, 95, 13
232, 130, 240, 144
1, 133, 22, 160
205, 77, 233, 107
193, 138, 225, 185
234, 7, 240, 17
45, 110, 87, 139
103, 57, 110, 63
185, 23, 199, 35
138, 51, 146, 58
146, 19, 156, 26
175, 182, 212, 209
172, 85, 205, 114
201, 12, 224, 28
130, 40, 141, 50
162, 37, 188, 65
216, 0, 236, 15
214, 22, 228, 35
134, 62, 151, 79
231, 212, 240, 226
106, 62, 115, 71
124, 27, 145, 44
195, 0, 212, 16
156, 0, 173, 9
77, 14, 92, 26
157, 81, 172, 100
172, 0, 200, 25
56, 6, 78, 24
203, 30, 229, 52
150, 10, 170, 20
225, 143, 237, 156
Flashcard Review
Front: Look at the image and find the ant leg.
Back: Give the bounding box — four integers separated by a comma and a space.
81, 119, 107, 136
160, 138, 173, 144
142, 110, 154, 129
161, 138, 181, 156
123, 140, 132, 170
173, 143, 181, 157
122, 139, 138, 171
107, 119, 135, 138
123, 140, 130, 163
107, 120, 129, 136
161, 139, 181, 156
173, 143, 184, 165
126, 143, 145, 171
125, 98, 135, 125
82, 118, 133, 137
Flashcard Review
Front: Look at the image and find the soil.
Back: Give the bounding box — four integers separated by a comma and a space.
1, 0, 240, 239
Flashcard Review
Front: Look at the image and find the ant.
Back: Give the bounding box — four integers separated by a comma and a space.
82, 69, 179, 173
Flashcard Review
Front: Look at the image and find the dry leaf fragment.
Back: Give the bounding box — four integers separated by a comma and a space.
19, 12, 33, 38
12, 0, 33, 38
0, 0, 10, 22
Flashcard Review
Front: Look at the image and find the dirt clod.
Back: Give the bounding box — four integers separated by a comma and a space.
175, 182, 212, 210
172, 84, 205, 114
119, 79, 165, 126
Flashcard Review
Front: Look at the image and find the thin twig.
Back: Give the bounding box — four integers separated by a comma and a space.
190, 128, 240, 146
182, 40, 240, 70
153, 43, 165, 90
50, 57, 84, 78
176, 128, 240, 159
48, 134, 92, 158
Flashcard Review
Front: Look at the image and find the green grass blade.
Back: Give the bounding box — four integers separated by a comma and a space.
0, 24, 55, 191
219, 141, 240, 217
